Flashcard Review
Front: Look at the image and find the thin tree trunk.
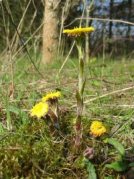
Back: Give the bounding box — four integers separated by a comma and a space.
108, 0, 113, 52
42, 0, 60, 64
127, 0, 132, 38
85, 5, 90, 63
42, 0, 81, 64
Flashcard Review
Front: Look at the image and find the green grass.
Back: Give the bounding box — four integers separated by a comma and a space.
0, 54, 134, 178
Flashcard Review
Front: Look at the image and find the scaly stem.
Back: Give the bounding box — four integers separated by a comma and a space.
74, 40, 86, 146
76, 43, 84, 97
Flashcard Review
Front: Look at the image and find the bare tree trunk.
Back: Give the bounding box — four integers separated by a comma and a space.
127, 0, 132, 38
42, 0, 81, 64
108, 0, 113, 52
85, 2, 90, 64
42, 0, 60, 64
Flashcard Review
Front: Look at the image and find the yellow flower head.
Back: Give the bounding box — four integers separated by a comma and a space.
30, 102, 49, 119
90, 121, 106, 137
42, 91, 61, 102
63, 27, 95, 37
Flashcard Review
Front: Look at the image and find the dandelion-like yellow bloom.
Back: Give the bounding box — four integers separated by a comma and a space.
30, 102, 49, 119
42, 91, 61, 102
63, 27, 95, 36
90, 121, 106, 137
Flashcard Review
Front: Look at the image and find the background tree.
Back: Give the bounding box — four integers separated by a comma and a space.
42, 0, 81, 64
42, 0, 60, 64
0, 0, 134, 64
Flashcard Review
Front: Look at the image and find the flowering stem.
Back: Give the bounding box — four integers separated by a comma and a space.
75, 40, 86, 146
48, 100, 60, 130
76, 42, 85, 97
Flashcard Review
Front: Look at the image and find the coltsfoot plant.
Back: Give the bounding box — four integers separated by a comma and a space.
63, 26, 95, 146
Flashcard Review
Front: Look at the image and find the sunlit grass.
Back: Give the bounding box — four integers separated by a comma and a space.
0, 54, 134, 178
